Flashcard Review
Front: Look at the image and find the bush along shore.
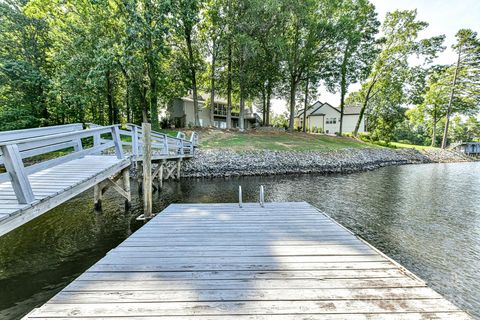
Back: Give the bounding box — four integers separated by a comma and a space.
181, 148, 474, 178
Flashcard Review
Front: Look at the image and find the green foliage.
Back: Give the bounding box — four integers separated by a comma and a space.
326, 0, 380, 134
440, 29, 480, 147
347, 9, 445, 140
0, 0, 51, 128
270, 112, 289, 129
0, 0, 477, 149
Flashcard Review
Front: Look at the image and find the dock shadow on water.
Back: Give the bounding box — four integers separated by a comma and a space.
0, 162, 479, 319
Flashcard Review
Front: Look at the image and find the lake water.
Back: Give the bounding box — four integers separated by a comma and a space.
0, 162, 479, 319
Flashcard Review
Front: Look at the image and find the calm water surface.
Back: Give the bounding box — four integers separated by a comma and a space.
0, 162, 479, 319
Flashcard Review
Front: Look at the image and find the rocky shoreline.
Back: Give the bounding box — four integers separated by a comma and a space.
182, 148, 475, 178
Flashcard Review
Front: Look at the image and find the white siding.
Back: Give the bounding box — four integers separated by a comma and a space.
307, 105, 339, 134
184, 101, 212, 127
342, 114, 365, 133
304, 104, 365, 134
307, 115, 324, 132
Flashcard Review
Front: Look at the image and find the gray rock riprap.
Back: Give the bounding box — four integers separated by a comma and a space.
182, 148, 448, 178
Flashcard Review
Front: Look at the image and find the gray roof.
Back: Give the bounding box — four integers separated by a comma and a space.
296, 102, 362, 117
296, 101, 322, 117
344, 106, 362, 115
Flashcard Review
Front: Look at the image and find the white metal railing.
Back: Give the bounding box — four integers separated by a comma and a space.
0, 124, 125, 204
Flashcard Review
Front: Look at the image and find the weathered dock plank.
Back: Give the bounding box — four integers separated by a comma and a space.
0, 155, 130, 235
24, 202, 472, 319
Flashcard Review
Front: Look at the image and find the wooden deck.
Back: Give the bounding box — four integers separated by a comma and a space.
24, 202, 471, 319
0, 155, 130, 236
0, 123, 198, 236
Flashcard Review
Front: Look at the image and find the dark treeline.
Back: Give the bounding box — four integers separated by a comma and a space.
0, 0, 479, 146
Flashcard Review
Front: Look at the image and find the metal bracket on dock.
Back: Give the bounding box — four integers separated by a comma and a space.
259, 185, 265, 207
136, 213, 156, 221
238, 186, 243, 208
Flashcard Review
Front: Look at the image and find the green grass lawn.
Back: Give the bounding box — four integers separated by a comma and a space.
388, 141, 436, 150
197, 129, 377, 152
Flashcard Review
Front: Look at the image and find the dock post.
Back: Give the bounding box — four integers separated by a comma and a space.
137, 162, 143, 194
142, 123, 152, 219
94, 184, 103, 211
159, 160, 164, 189
122, 168, 131, 210
176, 159, 181, 181
239, 186, 243, 208
259, 185, 265, 207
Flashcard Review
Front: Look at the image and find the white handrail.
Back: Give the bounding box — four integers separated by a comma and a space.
0, 124, 126, 204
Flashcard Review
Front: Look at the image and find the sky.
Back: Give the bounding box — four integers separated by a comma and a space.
269, 0, 480, 115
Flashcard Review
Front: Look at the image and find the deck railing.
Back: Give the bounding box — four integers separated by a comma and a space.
123, 124, 198, 159
0, 123, 198, 205
0, 124, 125, 204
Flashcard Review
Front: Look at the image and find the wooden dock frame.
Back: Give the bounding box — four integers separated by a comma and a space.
93, 168, 132, 211
136, 157, 183, 221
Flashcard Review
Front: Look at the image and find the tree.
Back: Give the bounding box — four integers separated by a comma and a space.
350, 10, 445, 136
247, 0, 284, 126
281, 0, 337, 132
173, 0, 203, 127
200, 0, 227, 125
411, 66, 450, 146
327, 0, 380, 135
0, 0, 51, 129
441, 29, 480, 148
450, 116, 480, 142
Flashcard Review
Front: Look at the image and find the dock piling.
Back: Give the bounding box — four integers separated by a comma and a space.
259, 185, 265, 207
142, 123, 153, 219
122, 168, 131, 209
238, 186, 243, 208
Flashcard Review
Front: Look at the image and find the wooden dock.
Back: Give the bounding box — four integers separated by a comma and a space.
0, 123, 197, 236
24, 202, 471, 319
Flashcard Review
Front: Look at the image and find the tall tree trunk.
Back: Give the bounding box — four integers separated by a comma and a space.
140, 84, 149, 123
441, 46, 462, 149
125, 81, 131, 123
431, 108, 437, 147
186, 29, 200, 127
339, 46, 350, 136
302, 76, 309, 133
261, 86, 266, 126
210, 41, 216, 126
288, 76, 297, 132
226, 41, 232, 129
149, 74, 158, 128
37, 86, 49, 124
145, 0, 158, 129
266, 80, 272, 126
239, 86, 245, 131
106, 70, 114, 124
353, 80, 375, 136
120, 64, 131, 123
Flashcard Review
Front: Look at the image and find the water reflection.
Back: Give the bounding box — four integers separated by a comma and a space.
0, 162, 479, 319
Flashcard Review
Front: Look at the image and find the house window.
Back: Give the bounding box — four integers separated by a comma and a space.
214, 120, 227, 129
326, 117, 336, 124
214, 103, 227, 115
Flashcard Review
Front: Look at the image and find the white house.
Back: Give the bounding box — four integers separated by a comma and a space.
167, 94, 261, 128
295, 101, 365, 134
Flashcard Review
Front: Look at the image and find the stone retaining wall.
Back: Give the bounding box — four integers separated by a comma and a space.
181, 148, 474, 178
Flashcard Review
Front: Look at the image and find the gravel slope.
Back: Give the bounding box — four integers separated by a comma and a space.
182, 148, 474, 178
